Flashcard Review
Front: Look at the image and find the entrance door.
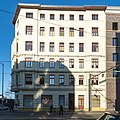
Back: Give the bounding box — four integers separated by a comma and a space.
68, 93, 74, 110
78, 95, 84, 110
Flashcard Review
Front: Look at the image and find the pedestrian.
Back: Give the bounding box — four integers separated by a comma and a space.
59, 105, 63, 115
50, 104, 53, 113
10, 101, 14, 112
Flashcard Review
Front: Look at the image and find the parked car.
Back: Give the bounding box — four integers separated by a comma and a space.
97, 112, 120, 120
0, 105, 8, 110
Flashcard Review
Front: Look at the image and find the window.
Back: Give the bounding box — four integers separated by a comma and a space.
40, 14, 45, 20
60, 14, 64, 20
59, 95, 65, 107
92, 58, 98, 68
16, 43, 18, 52
92, 43, 99, 52
50, 14, 54, 20
69, 59, 74, 68
26, 13, 33, 18
26, 26, 33, 35
69, 43, 74, 52
49, 58, 55, 68
79, 43, 84, 52
113, 69, 118, 77
112, 22, 118, 30
25, 74, 32, 85
39, 42, 45, 52
59, 58, 64, 68
92, 14, 98, 20
39, 75, 45, 85
39, 58, 45, 68
59, 27, 64, 36
41, 95, 53, 107
23, 95, 33, 108
79, 28, 84, 36
16, 58, 18, 69
91, 75, 98, 85
59, 75, 64, 85
79, 59, 84, 68
49, 75, 55, 85
49, 27, 55, 36
79, 75, 83, 85
113, 53, 118, 61
40, 27, 45, 36
92, 27, 98, 36
112, 38, 118, 46
79, 15, 84, 20
25, 41, 32, 51
92, 95, 100, 107
70, 14, 74, 20
69, 75, 74, 85
69, 28, 74, 37
25, 58, 32, 68
59, 43, 64, 52
16, 75, 19, 86
49, 42, 54, 52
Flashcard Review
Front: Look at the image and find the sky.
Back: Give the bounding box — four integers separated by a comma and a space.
0, 0, 120, 98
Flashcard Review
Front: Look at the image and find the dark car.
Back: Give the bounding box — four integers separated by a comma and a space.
97, 112, 120, 120
0, 105, 8, 110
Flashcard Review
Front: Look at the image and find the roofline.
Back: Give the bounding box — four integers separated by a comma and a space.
13, 3, 107, 25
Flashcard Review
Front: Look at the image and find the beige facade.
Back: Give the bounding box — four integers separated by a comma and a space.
11, 3, 106, 111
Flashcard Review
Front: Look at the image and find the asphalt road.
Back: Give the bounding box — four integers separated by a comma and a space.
0, 110, 103, 120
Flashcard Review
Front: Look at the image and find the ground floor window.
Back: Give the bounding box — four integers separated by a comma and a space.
41, 95, 53, 108
92, 95, 100, 107
23, 95, 33, 108
59, 95, 65, 107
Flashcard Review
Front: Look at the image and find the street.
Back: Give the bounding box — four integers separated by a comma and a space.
0, 110, 103, 120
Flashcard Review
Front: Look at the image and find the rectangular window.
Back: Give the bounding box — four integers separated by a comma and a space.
112, 22, 118, 30
69, 75, 74, 85
91, 75, 98, 85
69, 28, 74, 37
59, 27, 64, 36
60, 14, 64, 20
50, 14, 55, 20
49, 27, 55, 36
25, 74, 32, 85
23, 95, 33, 108
49, 42, 54, 52
79, 28, 84, 36
79, 59, 84, 68
92, 95, 100, 107
40, 42, 45, 52
26, 13, 33, 18
92, 27, 98, 36
16, 43, 18, 52
59, 58, 64, 68
79, 15, 84, 20
79, 75, 83, 85
92, 58, 98, 68
79, 43, 84, 52
112, 38, 118, 46
25, 58, 32, 68
92, 43, 99, 52
40, 27, 45, 36
69, 43, 74, 52
49, 75, 55, 85
41, 95, 52, 107
26, 26, 33, 35
59, 75, 64, 85
59, 43, 64, 52
49, 58, 55, 68
92, 14, 98, 20
39, 58, 45, 68
113, 69, 118, 77
40, 14, 45, 20
113, 53, 118, 61
25, 41, 32, 51
39, 75, 45, 85
70, 14, 74, 20
69, 59, 74, 68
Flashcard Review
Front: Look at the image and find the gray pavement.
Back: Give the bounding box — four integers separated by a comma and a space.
0, 110, 104, 120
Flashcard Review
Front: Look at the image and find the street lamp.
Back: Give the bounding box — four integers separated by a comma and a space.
0, 62, 4, 111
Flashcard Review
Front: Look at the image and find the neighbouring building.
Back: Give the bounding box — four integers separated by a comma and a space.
11, 3, 107, 111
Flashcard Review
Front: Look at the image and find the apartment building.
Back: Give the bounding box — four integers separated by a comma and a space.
106, 7, 120, 111
11, 3, 106, 111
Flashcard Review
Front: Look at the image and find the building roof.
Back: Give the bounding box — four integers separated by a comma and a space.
13, 3, 107, 25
